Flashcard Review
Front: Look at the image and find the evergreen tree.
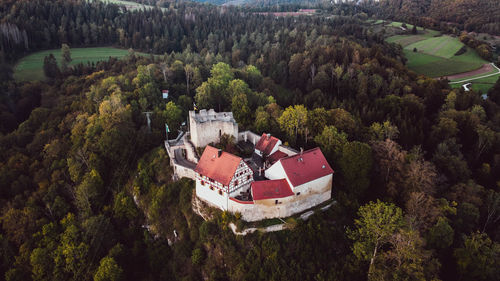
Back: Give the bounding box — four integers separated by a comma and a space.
43, 54, 60, 79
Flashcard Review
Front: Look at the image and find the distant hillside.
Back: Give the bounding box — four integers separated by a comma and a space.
372, 0, 500, 35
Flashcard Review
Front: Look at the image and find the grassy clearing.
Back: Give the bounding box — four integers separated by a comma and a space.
403, 49, 486, 77
451, 74, 500, 93
397, 35, 487, 77
405, 35, 463, 59
14, 47, 149, 81
386, 35, 428, 47
386, 21, 424, 31
97, 0, 168, 11
382, 20, 491, 88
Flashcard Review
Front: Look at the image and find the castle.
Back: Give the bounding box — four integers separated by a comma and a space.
165, 109, 333, 222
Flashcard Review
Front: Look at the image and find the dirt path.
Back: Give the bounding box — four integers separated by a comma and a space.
441, 63, 494, 80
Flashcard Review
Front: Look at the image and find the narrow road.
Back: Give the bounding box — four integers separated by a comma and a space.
444, 63, 500, 84
174, 148, 196, 169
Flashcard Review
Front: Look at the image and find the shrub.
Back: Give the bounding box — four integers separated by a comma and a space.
454, 46, 467, 56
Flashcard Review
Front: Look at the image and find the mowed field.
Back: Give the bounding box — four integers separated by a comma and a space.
14, 47, 148, 81
387, 32, 488, 78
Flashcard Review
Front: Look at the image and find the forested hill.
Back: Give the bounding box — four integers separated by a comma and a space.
1, 0, 500, 281
370, 0, 500, 35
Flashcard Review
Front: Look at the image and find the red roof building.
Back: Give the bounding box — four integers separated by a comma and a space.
279, 148, 334, 187
251, 179, 294, 201
255, 133, 281, 156
194, 146, 242, 186
267, 150, 288, 165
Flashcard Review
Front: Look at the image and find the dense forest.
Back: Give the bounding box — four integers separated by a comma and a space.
1, 0, 500, 280
369, 0, 500, 35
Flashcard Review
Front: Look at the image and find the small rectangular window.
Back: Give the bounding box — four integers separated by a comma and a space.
201, 181, 204, 186
210, 186, 214, 190
296, 192, 300, 195
235, 180, 239, 186
218, 190, 223, 195
247, 175, 251, 180
275, 200, 278, 205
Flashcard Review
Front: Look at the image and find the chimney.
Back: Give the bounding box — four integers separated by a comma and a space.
298, 147, 304, 162
267, 133, 271, 140
218, 149, 222, 158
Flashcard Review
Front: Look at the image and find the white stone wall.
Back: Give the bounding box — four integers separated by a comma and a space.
228, 173, 333, 222
189, 110, 239, 148
228, 186, 332, 222
173, 164, 197, 180
238, 131, 261, 145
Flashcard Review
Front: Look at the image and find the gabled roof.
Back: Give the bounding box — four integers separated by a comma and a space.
279, 147, 334, 187
255, 133, 280, 155
251, 179, 294, 200
194, 146, 241, 186
267, 150, 288, 164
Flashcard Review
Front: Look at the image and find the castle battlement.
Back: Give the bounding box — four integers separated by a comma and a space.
189, 109, 238, 148
190, 109, 236, 124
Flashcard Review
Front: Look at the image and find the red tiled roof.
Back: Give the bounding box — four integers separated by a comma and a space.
194, 146, 241, 186
268, 150, 288, 164
279, 147, 334, 187
255, 133, 280, 155
251, 179, 294, 200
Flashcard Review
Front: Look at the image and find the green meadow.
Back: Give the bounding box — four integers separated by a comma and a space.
451, 73, 500, 93
14, 47, 149, 81
387, 29, 488, 78
97, 0, 168, 11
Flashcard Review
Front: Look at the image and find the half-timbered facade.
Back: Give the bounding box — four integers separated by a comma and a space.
194, 146, 253, 210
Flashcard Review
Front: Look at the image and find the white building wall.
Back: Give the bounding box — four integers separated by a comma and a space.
228, 187, 331, 222
196, 176, 229, 210
292, 174, 333, 195
264, 161, 294, 188
268, 140, 282, 156
228, 173, 333, 222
